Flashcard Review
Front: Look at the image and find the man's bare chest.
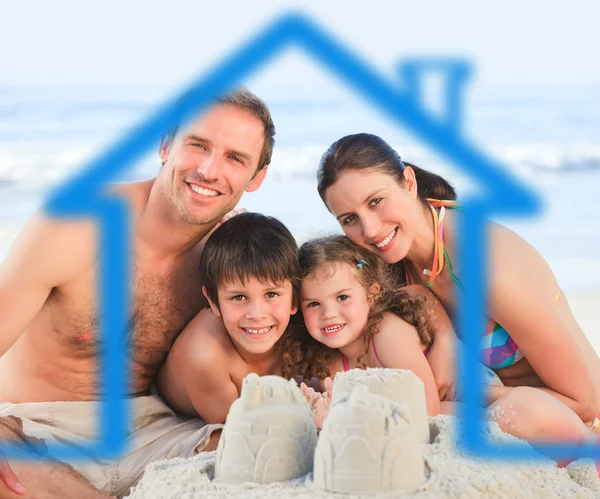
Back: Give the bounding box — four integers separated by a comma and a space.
48, 257, 206, 383
130, 264, 206, 374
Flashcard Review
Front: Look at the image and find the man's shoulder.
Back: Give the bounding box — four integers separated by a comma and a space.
109, 179, 155, 214
0, 211, 100, 286
28, 210, 98, 239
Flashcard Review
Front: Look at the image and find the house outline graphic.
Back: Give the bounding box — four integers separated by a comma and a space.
7, 12, 589, 463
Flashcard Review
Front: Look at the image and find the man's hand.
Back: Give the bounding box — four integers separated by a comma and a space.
198, 208, 247, 251
300, 377, 333, 430
0, 448, 25, 495
219, 208, 247, 224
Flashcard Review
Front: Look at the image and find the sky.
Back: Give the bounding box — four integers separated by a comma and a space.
1, 0, 599, 92
0, 0, 599, 291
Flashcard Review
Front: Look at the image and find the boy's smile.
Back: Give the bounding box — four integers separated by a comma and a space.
205, 277, 297, 356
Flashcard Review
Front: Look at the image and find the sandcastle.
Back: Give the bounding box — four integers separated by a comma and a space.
214, 368, 430, 494
332, 367, 430, 444
314, 384, 426, 493
214, 374, 317, 484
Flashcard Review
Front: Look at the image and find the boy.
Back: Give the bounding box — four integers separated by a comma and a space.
157, 212, 301, 424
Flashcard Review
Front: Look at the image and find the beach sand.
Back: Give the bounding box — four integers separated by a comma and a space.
126, 416, 600, 499
567, 292, 600, 354
126, 292, 600, 499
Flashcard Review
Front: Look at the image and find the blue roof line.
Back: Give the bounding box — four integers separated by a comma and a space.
47, 12, 538, 217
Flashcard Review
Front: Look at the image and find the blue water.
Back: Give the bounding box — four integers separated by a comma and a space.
0, 85, 599, 290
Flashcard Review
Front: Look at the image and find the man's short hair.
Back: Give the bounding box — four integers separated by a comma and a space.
200, 212, 299, 308
165, 88, 275, 171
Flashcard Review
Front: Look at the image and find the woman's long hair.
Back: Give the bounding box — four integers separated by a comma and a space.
317, 133, 457, 206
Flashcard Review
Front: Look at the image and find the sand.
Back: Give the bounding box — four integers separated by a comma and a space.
567, 292, 600, 352
124, 292, 600, 499
126, 415, 600, 499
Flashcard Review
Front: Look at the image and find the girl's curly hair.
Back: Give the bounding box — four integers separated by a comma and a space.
279, 322, 306, 380
296, 235, 434, 380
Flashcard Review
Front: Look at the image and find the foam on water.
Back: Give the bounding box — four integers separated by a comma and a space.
1, 85, 599, 291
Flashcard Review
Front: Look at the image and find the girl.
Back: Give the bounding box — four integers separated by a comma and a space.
315, 132, 600, 449
296, 235, 502, 421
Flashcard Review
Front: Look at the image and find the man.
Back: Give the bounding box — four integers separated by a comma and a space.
0, 89, 274, 498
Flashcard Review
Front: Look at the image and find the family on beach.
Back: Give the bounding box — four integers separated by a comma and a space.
1, 88, 599, 498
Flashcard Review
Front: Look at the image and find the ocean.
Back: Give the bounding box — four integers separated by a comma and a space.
1, 84, 599, 291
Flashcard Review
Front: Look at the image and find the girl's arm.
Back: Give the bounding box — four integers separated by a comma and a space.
300, 377, 334, 430
402, 284, 459, 401
374, 313, 441, 416
487, 223, 598, 421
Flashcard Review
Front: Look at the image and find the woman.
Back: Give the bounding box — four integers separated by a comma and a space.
316, 132, 600, 446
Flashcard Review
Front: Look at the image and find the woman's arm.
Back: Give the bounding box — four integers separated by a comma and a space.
402, 284, 459, 401
487, 223, 597, 421
374, 313, 441, 416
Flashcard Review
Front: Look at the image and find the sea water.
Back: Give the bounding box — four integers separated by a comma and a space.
0, 84, 599, 291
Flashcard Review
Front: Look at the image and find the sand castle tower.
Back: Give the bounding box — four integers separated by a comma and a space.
332, 368, 430, 444
314, 384, 426, 493
214, 374, 317, 485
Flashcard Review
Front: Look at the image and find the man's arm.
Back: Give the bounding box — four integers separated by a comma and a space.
0, 213, 95, 356
0, 213, 96, 494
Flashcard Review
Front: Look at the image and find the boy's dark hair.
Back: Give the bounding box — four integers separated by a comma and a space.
200, 212, 300, 308
199, 212, 302, 379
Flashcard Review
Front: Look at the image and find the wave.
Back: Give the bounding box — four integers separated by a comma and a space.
1, 140, 600, 189
496, 143, 600, 174
1, 84, 600, 186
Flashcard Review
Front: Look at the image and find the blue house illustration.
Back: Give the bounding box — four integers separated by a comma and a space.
12, 12, 582, 463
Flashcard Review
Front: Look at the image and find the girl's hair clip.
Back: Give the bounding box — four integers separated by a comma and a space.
356, 259, 367, 269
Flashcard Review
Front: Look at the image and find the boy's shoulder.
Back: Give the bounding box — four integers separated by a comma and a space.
174, 307, 234, 362
186, 307, 227, 334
